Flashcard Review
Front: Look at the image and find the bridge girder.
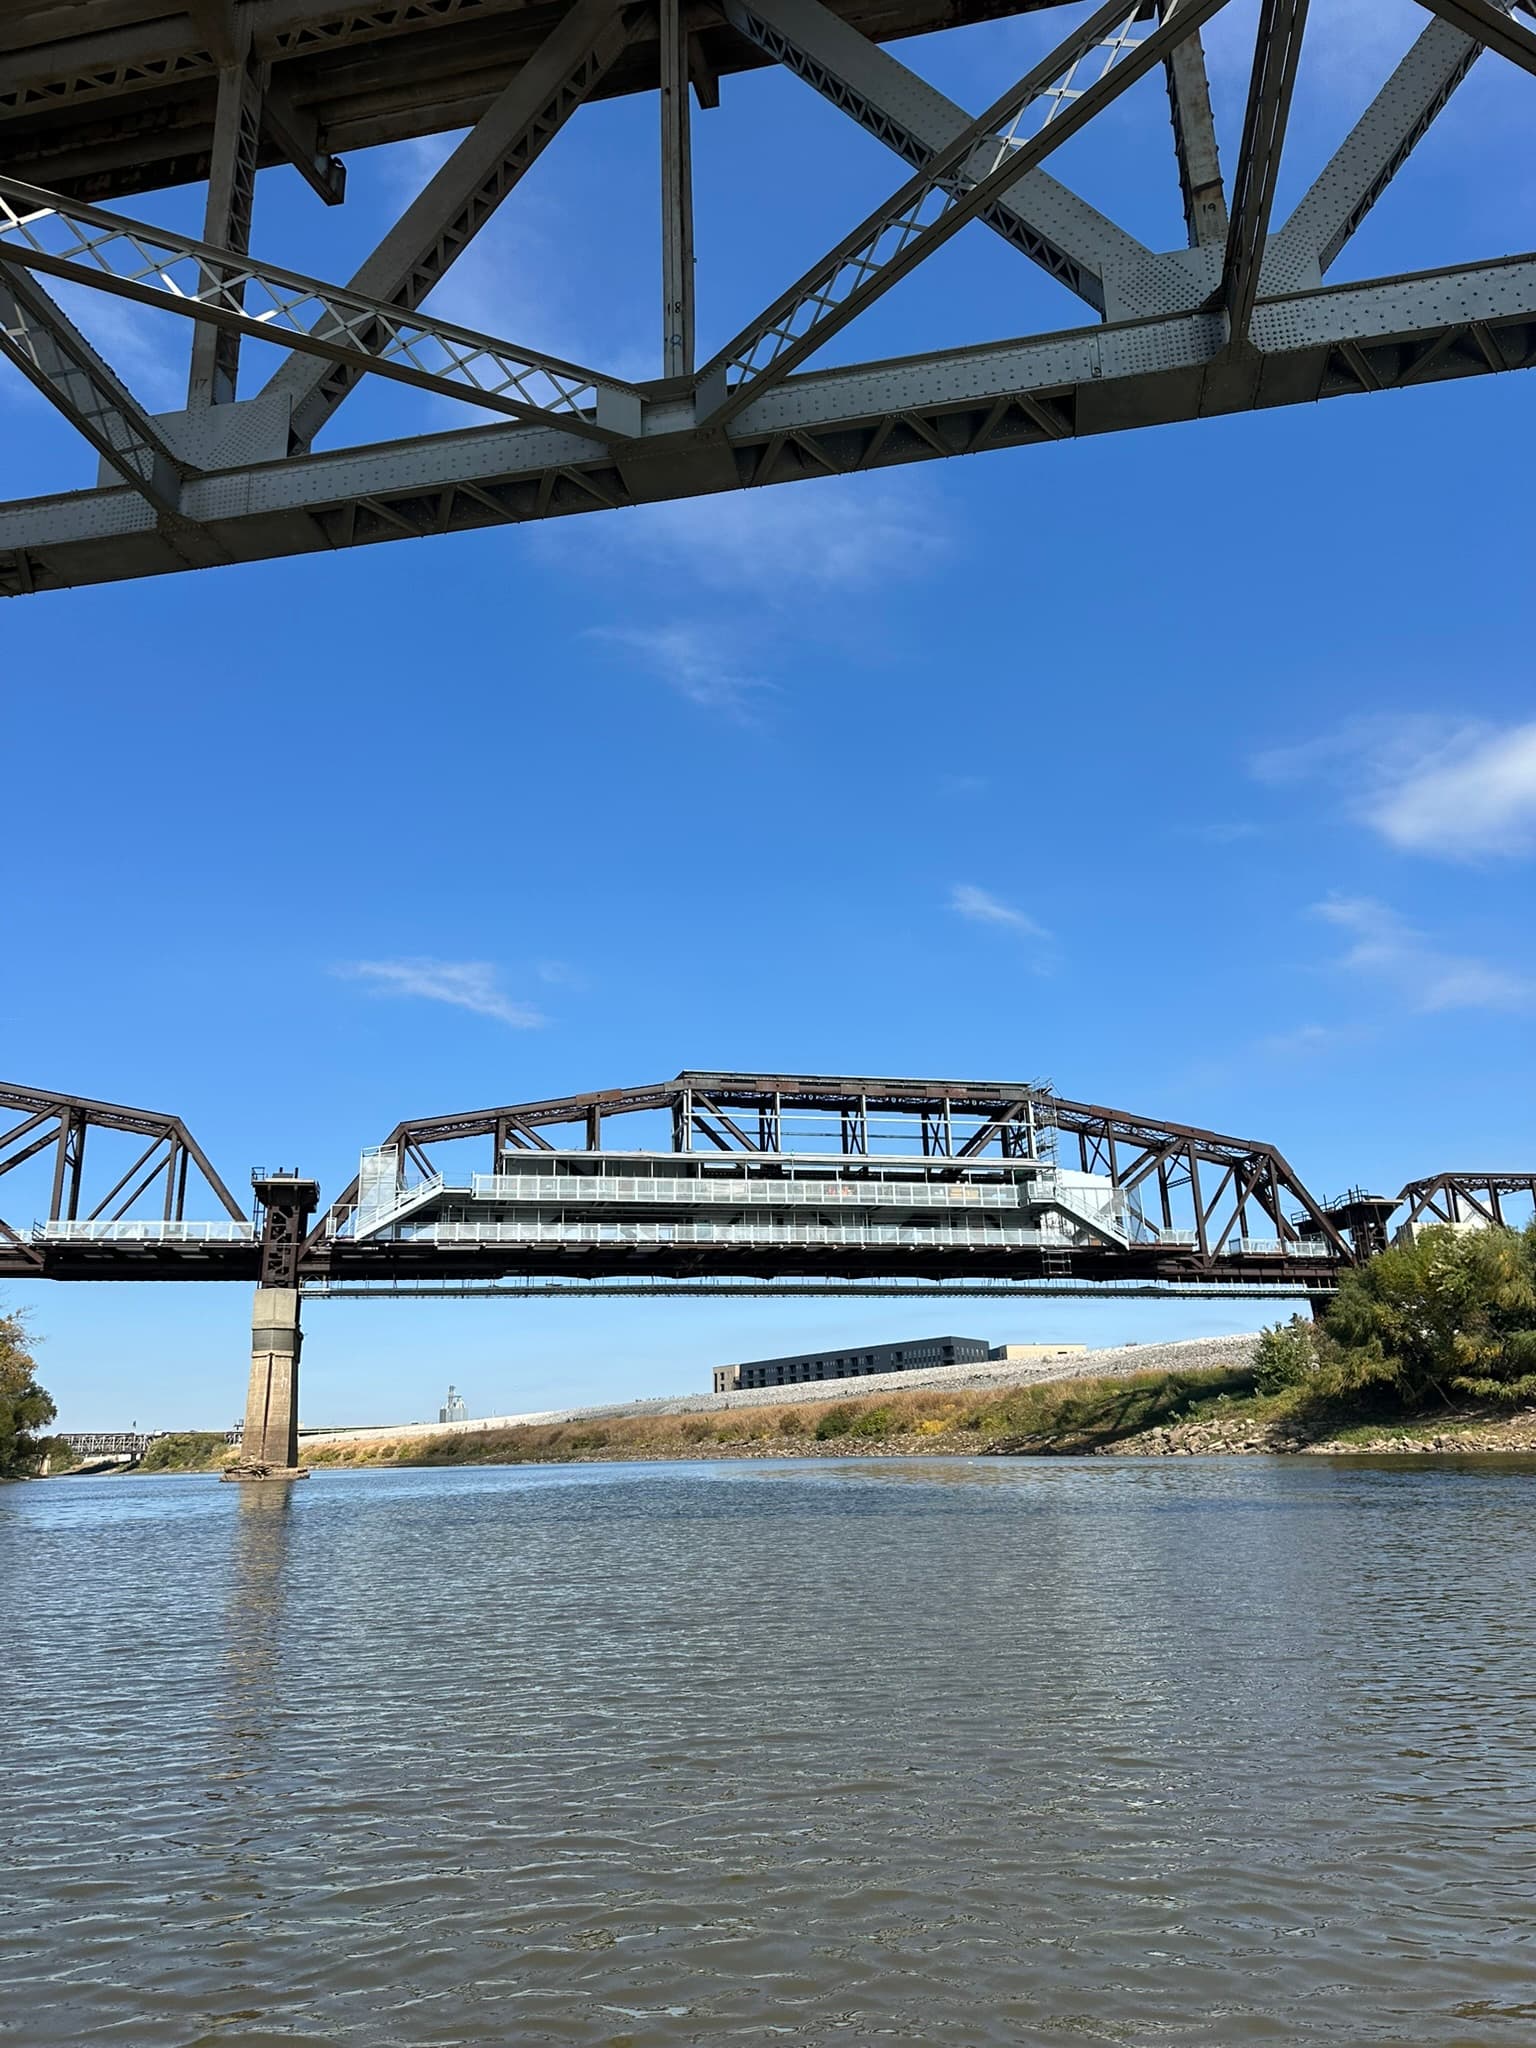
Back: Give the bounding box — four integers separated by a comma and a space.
0, 0, 1533, 595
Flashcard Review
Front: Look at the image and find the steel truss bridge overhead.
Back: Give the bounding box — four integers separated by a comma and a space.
4, 1071, 1531, 1300
2, 0, 1535, 596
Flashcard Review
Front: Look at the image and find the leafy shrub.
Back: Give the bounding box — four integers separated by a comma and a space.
1254, 1315, 1322, 1393
777, 1410, 807, 1436
814, 1404, 857, 1440
846, 1405, 897, 1438
137, 1431, 228, 1472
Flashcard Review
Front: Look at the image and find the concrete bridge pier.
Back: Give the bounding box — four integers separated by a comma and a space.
225, 1172, 319, 1483
232, 1287, 305, 1479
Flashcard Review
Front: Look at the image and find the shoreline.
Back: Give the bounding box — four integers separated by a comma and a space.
295, 1366, 1536, 1472
49, 1338, 1536, 1476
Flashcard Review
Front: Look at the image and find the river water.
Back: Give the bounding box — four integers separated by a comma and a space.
5, 1457, 1536, 2046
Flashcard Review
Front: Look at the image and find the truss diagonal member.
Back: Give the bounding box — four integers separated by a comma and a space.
697, 0, 1233, 423
263, 0, 640, 451
723, 0, 1158, 317
0, 262, 183, 511
0, 180, 642, 442
1266, 14, 1503, 289
1160, 10, 1228, 246
189, 56, 265, 408
1413, 0, 1536, 73
1219, 0, 1310, 347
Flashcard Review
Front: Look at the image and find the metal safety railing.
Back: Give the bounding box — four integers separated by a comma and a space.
395, 1218, 1100, 1250
33, 1220, 256, 1243
348, 1171, 445, 1240
467, 1172, 1041, 1211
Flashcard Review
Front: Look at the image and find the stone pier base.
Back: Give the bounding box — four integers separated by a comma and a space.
224, 1286, 309, 1482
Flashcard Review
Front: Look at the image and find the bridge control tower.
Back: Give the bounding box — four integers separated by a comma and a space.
227, 1170, 320, 1482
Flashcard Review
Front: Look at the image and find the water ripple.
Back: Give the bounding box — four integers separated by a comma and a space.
5, 1457, 1536, 2044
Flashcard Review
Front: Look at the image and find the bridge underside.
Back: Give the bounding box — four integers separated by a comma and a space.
5, 0, 1059, 200
3, 0, 1534, 594
10, 1241, 1341, 1294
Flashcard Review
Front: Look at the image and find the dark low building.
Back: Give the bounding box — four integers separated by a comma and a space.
713, 1335, 990, 1393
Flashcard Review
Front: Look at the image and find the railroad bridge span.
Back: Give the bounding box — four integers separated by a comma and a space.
4, 1072, 1532, 1479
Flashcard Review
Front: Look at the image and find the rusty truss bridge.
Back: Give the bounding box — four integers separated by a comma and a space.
5, 1070, 1530, 1297
2, 0, 1534, 595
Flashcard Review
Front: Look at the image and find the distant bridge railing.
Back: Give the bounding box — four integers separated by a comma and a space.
57, 1429, 244, 1456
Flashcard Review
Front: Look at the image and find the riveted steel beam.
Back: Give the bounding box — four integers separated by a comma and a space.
1220, 0, 1309, 347
1265, 15, 1495, 289
1413, 0, 1536, 74
1161, 15, 1227, 247
4, 252, 1534, 597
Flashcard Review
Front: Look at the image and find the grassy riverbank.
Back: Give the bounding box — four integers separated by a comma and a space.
296, 1363, 1536, 1465
300, 1362, 1235, 1465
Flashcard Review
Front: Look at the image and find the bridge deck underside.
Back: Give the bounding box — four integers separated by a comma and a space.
7, 1239, 1341, 1292
2, 0, 1063, 201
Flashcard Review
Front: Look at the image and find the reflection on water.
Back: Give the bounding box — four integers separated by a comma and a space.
5, 1456, 1536, 2046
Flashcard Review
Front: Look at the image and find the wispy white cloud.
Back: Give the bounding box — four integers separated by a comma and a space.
533, 959, 585, 989
337, 958, 545, 1027
950, 884, 1050, 939
588, 623, 768, 719
1254, 715, 1536, 861
1312, 895, 1533, 1013
539, 476, 948, 599
1253, 1022, 1350, 1060
1367, 723, 1536, 859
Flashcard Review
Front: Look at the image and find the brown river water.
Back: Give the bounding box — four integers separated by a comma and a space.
5, 1457, 1536, 2046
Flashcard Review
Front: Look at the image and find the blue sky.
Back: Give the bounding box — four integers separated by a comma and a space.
4, 1, 1534, 1428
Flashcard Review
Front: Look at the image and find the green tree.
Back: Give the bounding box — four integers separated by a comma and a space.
0, 1310, 56, 1479
1321, 1223, 1536, 1408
